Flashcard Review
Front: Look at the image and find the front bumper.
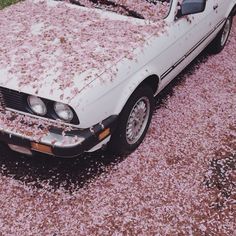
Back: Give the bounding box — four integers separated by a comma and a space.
0, 115, 118, 157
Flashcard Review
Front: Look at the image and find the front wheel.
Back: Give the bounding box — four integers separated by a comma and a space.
208, 16, 233, 54
108, 85, 154, 155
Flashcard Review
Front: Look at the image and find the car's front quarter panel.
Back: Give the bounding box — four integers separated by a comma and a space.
69, 27, 177, 128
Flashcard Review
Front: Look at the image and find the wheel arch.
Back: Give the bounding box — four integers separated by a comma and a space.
138, 74, 160, 95
113, 73, 160, 116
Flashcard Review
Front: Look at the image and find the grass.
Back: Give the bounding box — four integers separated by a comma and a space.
0, 0, 21, 9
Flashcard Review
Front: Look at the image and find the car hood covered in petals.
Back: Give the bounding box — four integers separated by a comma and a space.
0, 0, 166, 104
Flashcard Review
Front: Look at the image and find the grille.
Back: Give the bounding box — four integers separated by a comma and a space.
0, 87, 27, 113
0, 88, 6, 112
0, 86, 79, 125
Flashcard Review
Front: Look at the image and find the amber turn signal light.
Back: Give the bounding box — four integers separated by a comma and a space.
31, 142, 53, 155
98, 128, 110, 141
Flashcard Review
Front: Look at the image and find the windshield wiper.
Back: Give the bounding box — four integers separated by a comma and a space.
71, 0, 145, 19
146, 0, 170, 4
70, 0, 84, 7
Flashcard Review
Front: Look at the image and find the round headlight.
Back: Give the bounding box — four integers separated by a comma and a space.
27, 95, 47, 116
54, 102, 74, 122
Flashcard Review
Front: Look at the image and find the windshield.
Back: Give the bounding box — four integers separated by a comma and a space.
67, 0, 171, 21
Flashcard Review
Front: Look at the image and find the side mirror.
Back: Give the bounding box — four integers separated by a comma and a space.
177, 0, 206, 18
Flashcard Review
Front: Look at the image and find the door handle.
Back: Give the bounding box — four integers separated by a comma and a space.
213, 4, 218, 10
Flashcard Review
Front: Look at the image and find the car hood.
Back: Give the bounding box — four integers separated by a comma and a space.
0, 0, 165, 104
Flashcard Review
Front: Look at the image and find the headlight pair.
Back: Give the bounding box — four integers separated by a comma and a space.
27, 95, 74, 122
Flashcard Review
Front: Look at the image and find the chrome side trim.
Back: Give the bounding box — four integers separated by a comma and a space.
160, 18, 226, 80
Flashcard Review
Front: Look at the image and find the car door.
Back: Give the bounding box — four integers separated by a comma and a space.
158, 0, 224, 89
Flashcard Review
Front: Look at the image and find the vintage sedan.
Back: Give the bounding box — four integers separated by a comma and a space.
0, 0, 235, 157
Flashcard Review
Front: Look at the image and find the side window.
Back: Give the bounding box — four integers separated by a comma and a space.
176, 0, 207, 18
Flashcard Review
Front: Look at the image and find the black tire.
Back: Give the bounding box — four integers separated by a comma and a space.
208, 16, 233, 54
108, 85, 154, 155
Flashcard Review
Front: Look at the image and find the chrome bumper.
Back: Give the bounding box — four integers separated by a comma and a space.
0, 115, 118, 157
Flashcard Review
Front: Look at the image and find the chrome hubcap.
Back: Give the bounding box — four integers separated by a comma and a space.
221, 18, 231, 47
126, 97, 150, 145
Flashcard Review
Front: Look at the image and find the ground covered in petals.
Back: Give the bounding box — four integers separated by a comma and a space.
0, 13, 235, 236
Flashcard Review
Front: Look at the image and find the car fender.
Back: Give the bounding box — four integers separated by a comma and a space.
110, 68, 160, 116
70, 64, 160, 128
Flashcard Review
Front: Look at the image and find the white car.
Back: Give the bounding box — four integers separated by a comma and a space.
0, 0, 235, 157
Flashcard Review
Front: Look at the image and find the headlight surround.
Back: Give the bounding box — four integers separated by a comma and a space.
27, 95, 47, 116
54, 102, 74, 122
